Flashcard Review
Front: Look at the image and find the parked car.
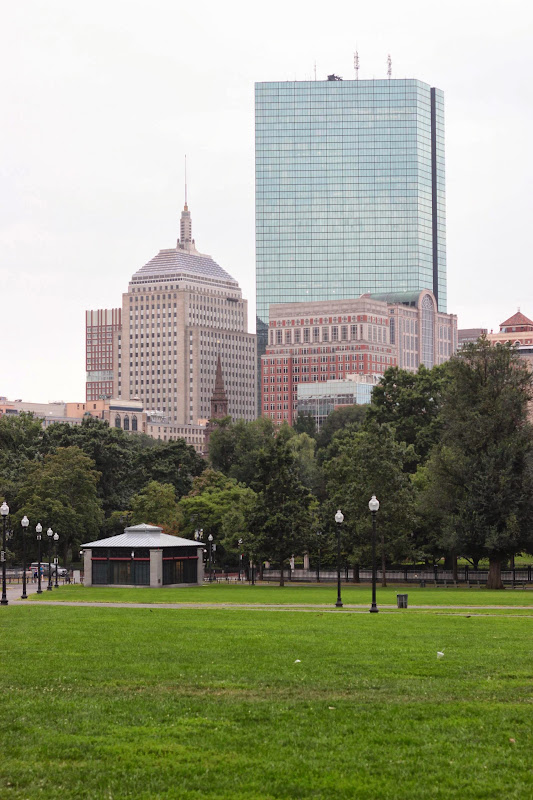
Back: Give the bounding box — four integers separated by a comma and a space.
30, 562, 68, 577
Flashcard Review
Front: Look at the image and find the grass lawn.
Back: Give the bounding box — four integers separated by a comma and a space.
1, 606, 532, 799
28, 582, 533, 607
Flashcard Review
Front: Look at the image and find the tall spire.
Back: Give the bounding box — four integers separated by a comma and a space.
184, 154, 188, 209
178, 155, 197, 252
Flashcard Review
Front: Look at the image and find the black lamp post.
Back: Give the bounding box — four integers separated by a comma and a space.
1, 501, 9, 606
238, 538, 243, 582
369, 494, 380, 613
36, 523, 43, 594
194, 529, 203, 581
53, 532, 59, 588
334, 509, 344, 608
47, 528, 53, 590
20, 515, 29, 600
208, 534, 213, 582
316, 530, 322, 583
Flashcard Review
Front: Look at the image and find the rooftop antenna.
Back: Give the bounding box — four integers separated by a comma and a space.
354, 50, 359, 79
314, 60, 317, 81
184, 154, 187, 206
387, 54, 392, 79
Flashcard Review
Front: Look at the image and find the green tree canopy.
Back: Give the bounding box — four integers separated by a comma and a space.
249, 426, 316, 585
130, 480, 180, 531
15, 446, 103, 563
421, 339, 533, 588
177, 471, 257, 544
0, 412, 44, 503
324, 421, 416, 579
366, 364, 450, 468
208, 417, 278, 489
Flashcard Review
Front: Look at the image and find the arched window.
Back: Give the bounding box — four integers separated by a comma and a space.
132, 415, 138, 431
115, 415, 121, 428
421, 294, 435, 368
123, 415, 130, 431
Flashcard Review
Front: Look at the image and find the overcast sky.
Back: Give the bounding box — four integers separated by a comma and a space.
2, 0, 531, 402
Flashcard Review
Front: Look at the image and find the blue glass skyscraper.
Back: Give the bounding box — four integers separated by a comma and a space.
255, 77, 446, 368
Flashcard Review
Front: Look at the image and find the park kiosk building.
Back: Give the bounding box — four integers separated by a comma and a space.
82, 524, 204, 587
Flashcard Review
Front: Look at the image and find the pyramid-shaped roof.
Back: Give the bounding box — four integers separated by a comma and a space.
131, 248, 238, 289
499, 311, 533, 330
82, 523, 199, 549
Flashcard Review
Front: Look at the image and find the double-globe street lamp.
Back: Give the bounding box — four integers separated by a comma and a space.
334, 510, 344, 608
20, 515, 29, 600
36, 523, 43, 594
53, 532, 60, 588
369, 495, 380, 614
207, 534, 214, 582
47, 528, 54, 590
1, 501, 9, 606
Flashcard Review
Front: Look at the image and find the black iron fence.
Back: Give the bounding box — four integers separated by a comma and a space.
262, 566, 533, 585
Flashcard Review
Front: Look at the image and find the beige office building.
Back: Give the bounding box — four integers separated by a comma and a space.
115, 203, 256, 424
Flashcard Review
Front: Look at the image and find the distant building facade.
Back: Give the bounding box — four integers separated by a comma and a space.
297, 374, 379, 430
487, 311, 533, 369
261, 289, 456, 426
458, 328, 487, 348
113, 201, 256, 425
86, 309, 122, 401
371, 289, 457, 371
0, 397, 206, 453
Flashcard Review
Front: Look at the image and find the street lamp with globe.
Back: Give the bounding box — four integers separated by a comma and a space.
368, 495, 380, 613
334, 510, 344, 608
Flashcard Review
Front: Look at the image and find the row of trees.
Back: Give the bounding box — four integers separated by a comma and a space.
2, 338, 532, 588
0, 416, 205, 566
204, 339, 533, 589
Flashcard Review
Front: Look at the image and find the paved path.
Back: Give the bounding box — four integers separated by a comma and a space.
3, 581, 533, 613
4, 597, 533, 614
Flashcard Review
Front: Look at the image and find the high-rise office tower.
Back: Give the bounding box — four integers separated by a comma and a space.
255, 77, 446, 376
86, 308, 122, 401
115, 202, 256, 424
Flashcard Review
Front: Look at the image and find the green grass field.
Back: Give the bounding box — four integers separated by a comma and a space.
1, 604, 532, 798
28, 581, 533, 608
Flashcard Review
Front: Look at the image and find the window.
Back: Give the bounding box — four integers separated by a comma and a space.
124, 415, 130, 431
132, 415, 138, 431
115, 415, 121, 428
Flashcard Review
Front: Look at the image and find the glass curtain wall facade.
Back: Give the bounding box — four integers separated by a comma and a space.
255, 78, 446, 382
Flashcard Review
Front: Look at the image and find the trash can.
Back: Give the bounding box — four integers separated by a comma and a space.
397, 594, 408, 608
420, 579, 426, 588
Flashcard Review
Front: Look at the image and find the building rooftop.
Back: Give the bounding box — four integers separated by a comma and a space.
499, 311, 533, 330
131, 248, 238, 289
82, 524, 199, 549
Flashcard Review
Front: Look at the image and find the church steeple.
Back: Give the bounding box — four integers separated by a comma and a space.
210, 353, 228, 419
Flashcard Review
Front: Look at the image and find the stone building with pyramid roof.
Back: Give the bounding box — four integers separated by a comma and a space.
113, 197, 256, 429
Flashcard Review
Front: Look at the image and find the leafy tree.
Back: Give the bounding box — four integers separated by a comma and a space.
0, 412, 44, 503
293, 413, 317, 438
421, 339, 533, 588
366, 364, 449, 469
324, 422, 416, 583
130, 481, 179, 531
249, 426, 316, 585
208, 417, 278, 489
134, 438, 205, 500
42, 417, 141, 516
316, 404, 368, 454
287, 432, 321, 493
177, 472, 257, 543
14, 446, 103, 564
